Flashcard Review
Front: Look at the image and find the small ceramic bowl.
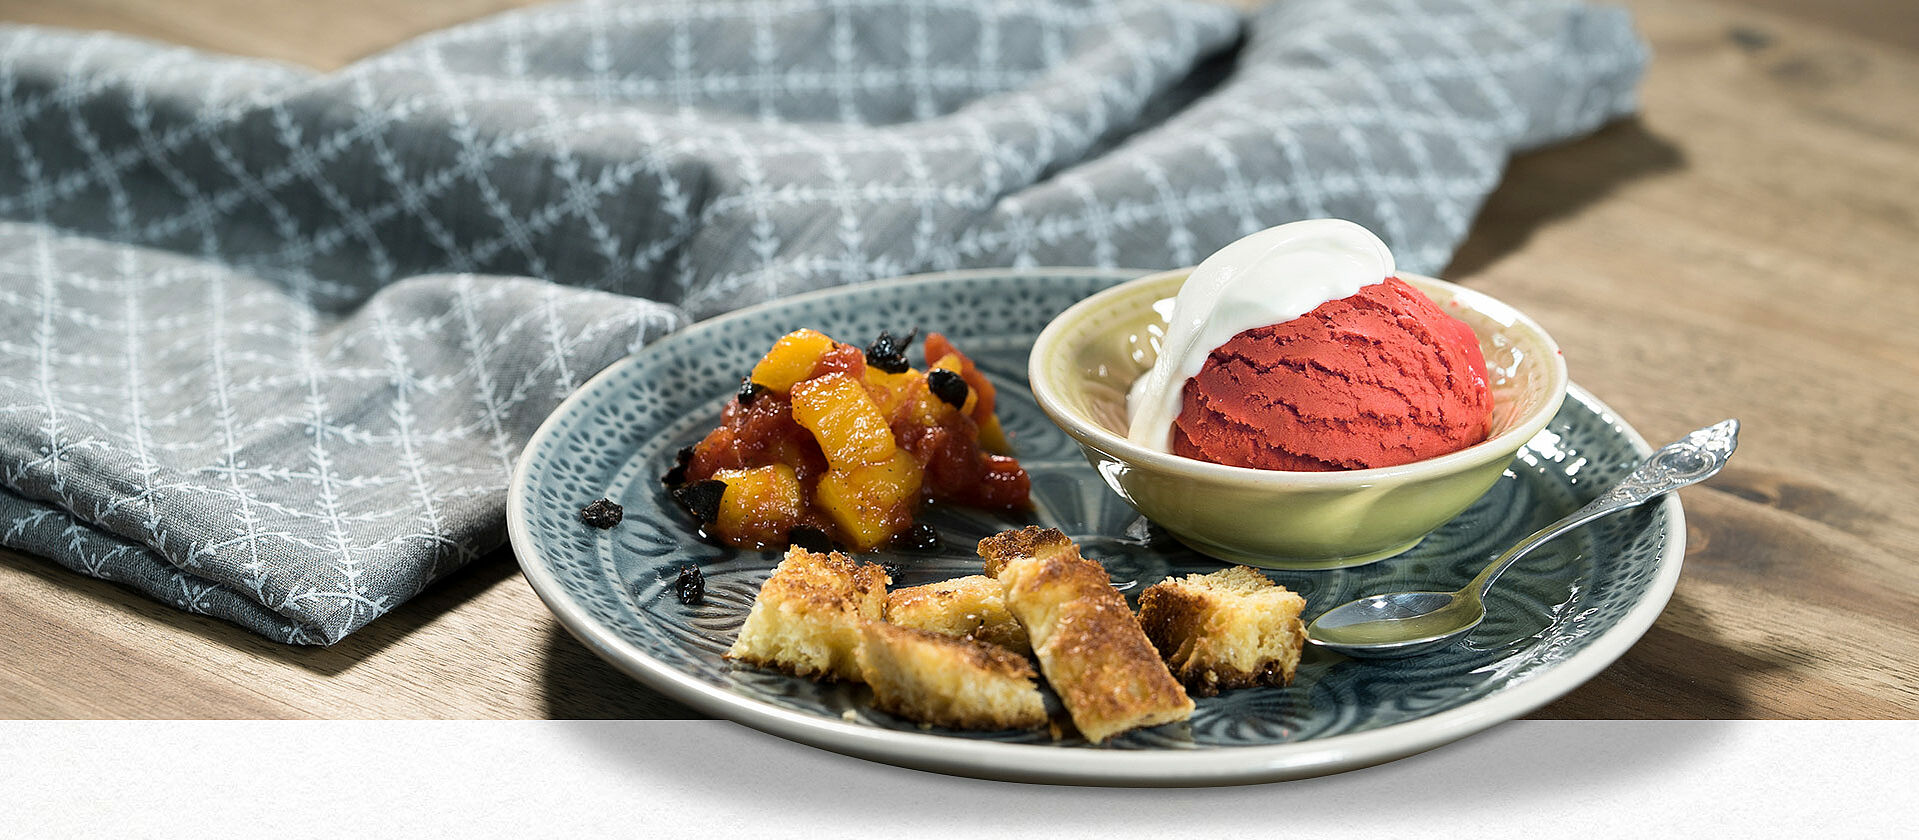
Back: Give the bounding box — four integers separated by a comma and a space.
1028, 270, 1568, 569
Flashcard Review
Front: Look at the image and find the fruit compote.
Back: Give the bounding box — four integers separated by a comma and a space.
665, 329, 1030, 551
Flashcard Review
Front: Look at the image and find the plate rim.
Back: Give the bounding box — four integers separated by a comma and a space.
506, 268, 1682, 786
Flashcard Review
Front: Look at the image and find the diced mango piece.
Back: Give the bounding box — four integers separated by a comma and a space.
862, 366, 916, 417
710, 465, 806, 547
750, 329, 838, 393
791, 372, 896, 468
977, 414, 1011, 455
815, 451, 924, 551
899, 376, 949, 430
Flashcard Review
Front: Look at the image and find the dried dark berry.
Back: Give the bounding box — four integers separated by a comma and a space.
890, 522, 940, 552
673, 564, 706, 605
737, 378, 768, 405
787, 526, 834, 553
927, 368, 969, 409
660, 446, 694, 487
863, 329, 917, 374
580, 498, 623, 529
671, 479, 727, 524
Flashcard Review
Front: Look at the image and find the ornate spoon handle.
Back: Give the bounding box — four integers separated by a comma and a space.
1467, 420, 1740, 599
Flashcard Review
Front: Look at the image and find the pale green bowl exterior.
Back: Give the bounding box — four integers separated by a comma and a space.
1028, 270, 1569, 569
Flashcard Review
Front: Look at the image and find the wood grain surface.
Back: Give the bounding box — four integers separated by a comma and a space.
1, 0, 1914, 720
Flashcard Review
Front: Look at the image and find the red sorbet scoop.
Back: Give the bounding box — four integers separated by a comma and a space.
1171, 276, 1493, 471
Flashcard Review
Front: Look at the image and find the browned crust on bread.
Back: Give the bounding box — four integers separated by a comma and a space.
884, 574, 1030, 653
724, 547, 889, 682
985, 527, 1193, 743
976, 525, 1074, 577
1137, 566, 1306, 697
1039, 598, 1195, 740
855, 622, 1047, 731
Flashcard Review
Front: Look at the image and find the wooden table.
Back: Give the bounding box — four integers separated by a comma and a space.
1, 0, 1915, 720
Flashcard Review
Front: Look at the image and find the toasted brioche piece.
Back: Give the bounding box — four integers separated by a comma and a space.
1137, 565, 1307, 697
855, 621, 1047, 730
980, 526, 1194, 743
885, 575, 1030, 654
725, 547, 888, 681
976, 523, 1072, 578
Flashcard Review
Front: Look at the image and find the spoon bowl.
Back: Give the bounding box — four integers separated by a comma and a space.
1308, 592, 1484, 657
1307, 419, 1740, 658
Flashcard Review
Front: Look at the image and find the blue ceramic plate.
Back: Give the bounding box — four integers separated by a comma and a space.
507, 269, 1682, 786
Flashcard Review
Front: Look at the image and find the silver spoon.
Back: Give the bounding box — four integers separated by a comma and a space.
1307, 419, 1739, 658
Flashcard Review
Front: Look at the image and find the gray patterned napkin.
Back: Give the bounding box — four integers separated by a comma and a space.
0, 0, 1645, 643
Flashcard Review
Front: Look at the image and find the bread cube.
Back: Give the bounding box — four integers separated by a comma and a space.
979, 526, 1193, 744
1137, 565, 1307, 697
725, 547, 889, 682
855, 621, 1047, 731
884, 574, 1029, 654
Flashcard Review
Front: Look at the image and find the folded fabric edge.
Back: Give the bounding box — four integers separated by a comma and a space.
0, 484, 329, 645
